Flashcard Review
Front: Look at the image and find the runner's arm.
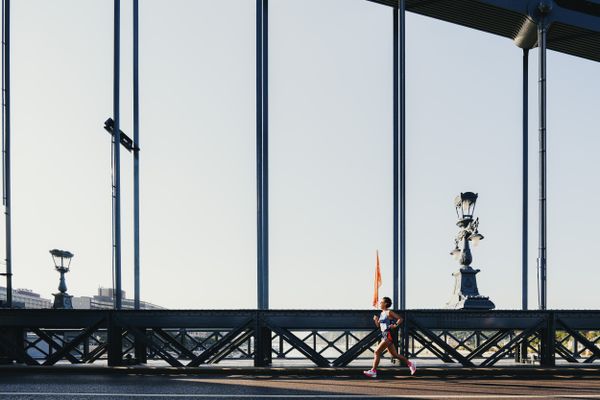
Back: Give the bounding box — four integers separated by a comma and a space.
389, 311, 404, 329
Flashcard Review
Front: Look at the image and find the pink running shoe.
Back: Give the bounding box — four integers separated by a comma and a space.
363, 369, 377, 378
408, 360, 417, 375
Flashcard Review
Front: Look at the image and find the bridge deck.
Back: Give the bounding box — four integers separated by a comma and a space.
2, 371, 600, 399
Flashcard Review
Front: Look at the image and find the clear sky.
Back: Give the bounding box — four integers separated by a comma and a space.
3, 0, 599, 310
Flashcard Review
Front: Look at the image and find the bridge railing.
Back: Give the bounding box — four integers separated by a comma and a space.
1, 310, 599, 367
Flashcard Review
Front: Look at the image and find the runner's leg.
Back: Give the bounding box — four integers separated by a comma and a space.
386, 342, 410, 366
372, 340, 388, 371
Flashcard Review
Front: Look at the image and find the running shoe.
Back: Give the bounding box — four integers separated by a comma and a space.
408, 360, 417, 375
363, 369, 377, 378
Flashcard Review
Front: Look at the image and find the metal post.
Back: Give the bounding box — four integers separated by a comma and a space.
133, 0, 140, 311
394, 0, 408, 356
392, 6, 399, 310
1, 0, 11, 308
537, 20, 547, 311
394, 1, 407, 312
540, 311, 555, 366
399, 0, 406, 312
522, 48, 528, 311
521, 60, 530, 362
254, 312, 269, 366
107, 311, 123, 366
256, 0, 268, 310
256, 0, 263, 310
131, 2, 145, 364
113, 0, 122, 310
255, 1, 270, 366
262, 0, 269, 311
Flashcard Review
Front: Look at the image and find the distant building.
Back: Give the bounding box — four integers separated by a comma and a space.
0, 287, 52, 309
72, 287, 164, 310
0, 286, 164, 310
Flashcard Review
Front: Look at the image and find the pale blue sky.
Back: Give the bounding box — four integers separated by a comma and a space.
4, 0, 600, 309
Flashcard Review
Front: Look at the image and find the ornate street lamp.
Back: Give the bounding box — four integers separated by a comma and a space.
455, 191, 478, 222
51, 249, 74, 309
447, 192, 495, 310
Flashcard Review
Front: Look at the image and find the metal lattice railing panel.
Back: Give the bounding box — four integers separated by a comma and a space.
0, 309, 599, 368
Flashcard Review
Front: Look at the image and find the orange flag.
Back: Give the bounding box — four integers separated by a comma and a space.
372, 250, 382, 307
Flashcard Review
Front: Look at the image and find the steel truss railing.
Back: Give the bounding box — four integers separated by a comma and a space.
1, 310, 599, 367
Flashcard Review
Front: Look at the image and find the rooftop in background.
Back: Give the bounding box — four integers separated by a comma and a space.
71, 287, 165, 310
0, 286, 51, 309
0, 286, 165, 310
368, 0, 600, 62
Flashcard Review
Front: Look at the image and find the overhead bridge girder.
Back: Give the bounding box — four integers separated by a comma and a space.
367, 0, 600, 63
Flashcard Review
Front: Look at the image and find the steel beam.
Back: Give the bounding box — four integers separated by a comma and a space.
82, 343, 107, 364
537, 15, 548, 311
393, 3, 399, 311
42, 319, 105, 366
408, 317, 475, 366
2, 310, 600, 366
540, 311, 555, 366
331, 329, 380, 367
254, 318, 271, 367
112, 0, 123, 310
6, 309, 593, 330
0, 328, 37, 365
188, 318, 254, 367
208, 329, 254, 364
2, 0, 12, 308
522, 48, 528, 311
107, 313, 123, 366
409, 328, 454, 362
30, 328, 80, 364
255, 0, 263, 311
256, 0, 269, 311
152, 328, 196, 360
393, 1, 407, 313
556, 318, 600, 361
133, 0, 140, 311
466, 330, 508, 361
399, 0, 406, 313
556, 311, 600, 330
123, 324, 183, 367
267, 323, 330, 367
261, 0, 269, 312
480, 319, 545, 367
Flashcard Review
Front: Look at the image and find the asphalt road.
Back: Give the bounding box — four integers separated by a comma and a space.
1, 373, 600, 399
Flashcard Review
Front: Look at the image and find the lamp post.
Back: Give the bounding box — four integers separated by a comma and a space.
446, 192, 495, 310
51, 249, 74, 309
